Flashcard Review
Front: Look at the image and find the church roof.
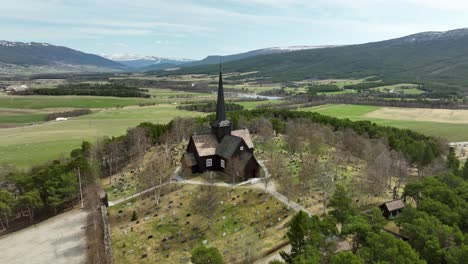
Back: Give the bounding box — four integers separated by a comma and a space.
216, 135, 242, 159
231, 129, 254, 149
190, 129, 255, 158
191, 133, 218, 157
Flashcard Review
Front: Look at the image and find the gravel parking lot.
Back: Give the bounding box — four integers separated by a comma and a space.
0, 209, 88, 264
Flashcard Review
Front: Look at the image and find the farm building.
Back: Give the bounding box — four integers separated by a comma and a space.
182, 69, 260, 181
379, 199, 405, 219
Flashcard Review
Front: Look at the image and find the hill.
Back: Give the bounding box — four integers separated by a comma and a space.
0, 41, 127, 74
102, 54, 192, 69
181, 45, 333, 67
165, 28, 468, 88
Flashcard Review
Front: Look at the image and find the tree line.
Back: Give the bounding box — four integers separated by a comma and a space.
45, 109, 92, 121
177, 101, 244, 112
14, 83, 150, 98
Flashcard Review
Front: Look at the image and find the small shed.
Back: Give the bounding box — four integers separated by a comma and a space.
379, 199, 405, 219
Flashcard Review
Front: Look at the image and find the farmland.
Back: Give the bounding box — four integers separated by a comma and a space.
0, 104, 205, 168
300, 104, 468, 141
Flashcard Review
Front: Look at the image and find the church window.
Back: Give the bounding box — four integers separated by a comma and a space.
221, 159, 225, 168
206, 159, 212, 167
240, 146, 244, 151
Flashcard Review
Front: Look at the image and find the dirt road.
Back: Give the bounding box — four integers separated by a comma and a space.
0, 209, 88, 264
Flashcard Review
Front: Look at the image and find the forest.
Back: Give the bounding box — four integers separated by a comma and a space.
177, 101, 244, 112
16, 83, 150, 98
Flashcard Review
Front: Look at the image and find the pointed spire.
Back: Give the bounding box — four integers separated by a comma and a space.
215, 61, 226, 122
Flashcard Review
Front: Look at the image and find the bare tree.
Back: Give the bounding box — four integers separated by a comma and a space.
140, 147, 171, 205
191, 185, 220, 228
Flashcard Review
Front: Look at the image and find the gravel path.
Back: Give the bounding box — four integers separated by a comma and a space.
0, 209, 88, 264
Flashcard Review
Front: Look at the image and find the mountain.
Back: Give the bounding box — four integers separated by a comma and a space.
0, 41, 126, 75
166, 28, 468, 88
102, 54, 193, 69
181, 46, 334, 67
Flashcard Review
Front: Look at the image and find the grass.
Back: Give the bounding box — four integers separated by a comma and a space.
0, 104, 205, 168
371, 83, 425, 95
0, 113, 47, 123
109, 184, 290, 264
300, 104, 468, 141
0, 95, 160, 109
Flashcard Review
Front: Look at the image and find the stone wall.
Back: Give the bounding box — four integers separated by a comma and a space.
101, 205, 113, 264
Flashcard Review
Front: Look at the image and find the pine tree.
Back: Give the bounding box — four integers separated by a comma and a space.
462, 159, 468, 180
280, 211, 309, 263
446, 147, 460, 174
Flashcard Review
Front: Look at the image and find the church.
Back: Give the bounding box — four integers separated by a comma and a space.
182, 69, 260, 181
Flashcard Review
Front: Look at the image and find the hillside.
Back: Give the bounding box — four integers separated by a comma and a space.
166, 28, 468, 87
102, 54, 192, 69
0, 41, 127, 74
181, 45, 332, 67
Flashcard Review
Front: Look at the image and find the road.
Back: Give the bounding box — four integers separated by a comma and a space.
0, 209, 88, 264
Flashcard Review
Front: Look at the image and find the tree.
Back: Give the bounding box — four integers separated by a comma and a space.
331, 252, 363, 264
446, 147, 460, 175
191, 245, 224, 264
280, 211, 336, 264
359, 232, 426, 264
341, 215, 371, 253
191, 185, 220, 228
15, 191, 43, 223
0, 189, 14, 229
328, 184, 355, 223
462, 159, 468, 180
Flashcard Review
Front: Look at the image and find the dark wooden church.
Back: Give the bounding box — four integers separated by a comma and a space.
182, 70, 260, 180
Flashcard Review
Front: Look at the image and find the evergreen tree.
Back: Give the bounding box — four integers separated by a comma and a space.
328, 184, 355, 223
462, 159, 468, 180
331, 252, 364, 264
280, 211, 309, 263
446, 147, 460, 174
191, 246, 224, 264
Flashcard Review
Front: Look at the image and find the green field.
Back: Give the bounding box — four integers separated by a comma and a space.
0, 95, 162, 109
300, 104, 468, 142
0, 104, 205, 168
0, 113, 47, 123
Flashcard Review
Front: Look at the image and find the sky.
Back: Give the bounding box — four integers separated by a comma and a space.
1, 0, 468, 60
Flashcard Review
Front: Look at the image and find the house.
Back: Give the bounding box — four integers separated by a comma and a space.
6, 84, 28, 93
379, 199, 405, 219
182, 69, 260, 181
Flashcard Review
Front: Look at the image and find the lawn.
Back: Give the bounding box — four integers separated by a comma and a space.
371, 83, 425, 95
0, 104, 205, 168
300, 104, 468, 141
235, 99, 285, 110
109, 184, 290, 264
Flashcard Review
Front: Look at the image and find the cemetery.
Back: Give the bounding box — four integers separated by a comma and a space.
108, 184, 292, 263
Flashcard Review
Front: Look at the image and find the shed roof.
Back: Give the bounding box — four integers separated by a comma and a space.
231, 129, 254, 149
381, 199, 405, 212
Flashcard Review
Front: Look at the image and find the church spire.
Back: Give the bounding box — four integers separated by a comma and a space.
215, 62, 226, 122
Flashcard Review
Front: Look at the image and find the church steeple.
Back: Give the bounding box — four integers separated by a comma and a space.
211, 63, 232, 141
215, 65, 226, 122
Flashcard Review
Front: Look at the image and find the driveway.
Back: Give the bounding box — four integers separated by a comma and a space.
0, 209, 88, 264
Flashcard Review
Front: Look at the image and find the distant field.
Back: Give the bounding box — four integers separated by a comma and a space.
235, 99, 285, 109
371, 83, 425, 95
0, 105, 205, 168
0, 96, 160, 109
300, 104, 468, 141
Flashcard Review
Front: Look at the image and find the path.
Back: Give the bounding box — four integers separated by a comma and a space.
0, 209, 88, 264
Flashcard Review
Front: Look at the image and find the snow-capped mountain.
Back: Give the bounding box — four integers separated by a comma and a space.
0, 40, 126, 74
101, 54, 193, 68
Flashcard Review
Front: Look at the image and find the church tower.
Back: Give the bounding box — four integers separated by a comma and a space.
211, 67, 232, 141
